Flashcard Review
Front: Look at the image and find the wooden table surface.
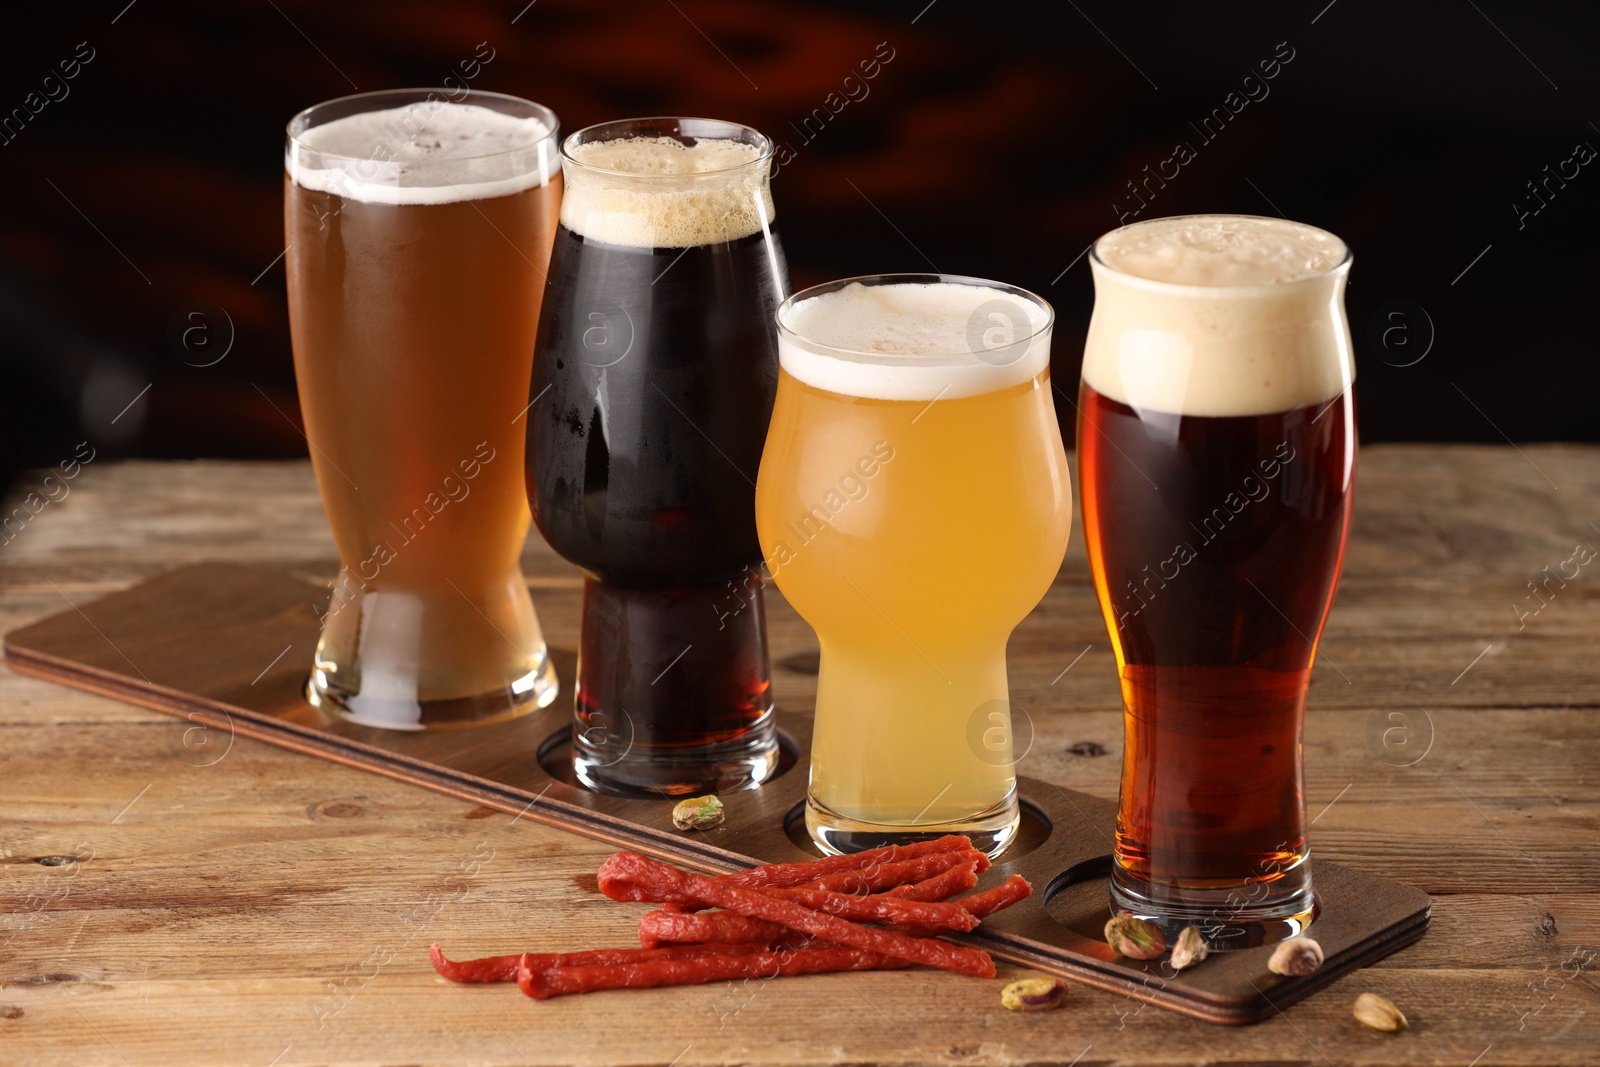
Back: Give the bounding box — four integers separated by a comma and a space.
2, 447, 1597, 1066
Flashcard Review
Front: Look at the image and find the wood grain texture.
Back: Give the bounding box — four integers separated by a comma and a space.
2, 449, 1598, 1065
2, 559, 1433, 1025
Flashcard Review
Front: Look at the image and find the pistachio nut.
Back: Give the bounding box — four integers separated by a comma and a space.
1001, 976, 1068, 1012
1104, 916, 1166, 960
1266, 936, 1324, 976
1352, 992, 1408, 1032
671, 795, 725, 831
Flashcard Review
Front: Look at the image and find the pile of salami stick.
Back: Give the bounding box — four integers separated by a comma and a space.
430, 834, 1032, 1000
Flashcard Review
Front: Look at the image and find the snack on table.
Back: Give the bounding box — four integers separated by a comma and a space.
431, 836, 1034, 999
598, 851, 997, 976
518, 945, 909, 999
429, 941, 777, 983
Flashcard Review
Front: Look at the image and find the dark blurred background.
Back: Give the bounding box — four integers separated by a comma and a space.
2, 0, 1597, 493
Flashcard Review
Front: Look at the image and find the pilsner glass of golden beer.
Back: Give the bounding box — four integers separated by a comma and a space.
285, 89, 563, 729
757, 274, 1071, 857
1078, 214, 1355, 944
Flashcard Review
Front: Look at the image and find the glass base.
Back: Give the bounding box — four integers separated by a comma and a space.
1110, 859, 1316, 949
308, 567, 560, 730
805, 791, 1021, 860
307, 646, 559, 731
573, 705, 779, 797
569, 573, 778, 798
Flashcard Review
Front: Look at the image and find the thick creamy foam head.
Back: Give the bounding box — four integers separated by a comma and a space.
287, 101, 555, 205
1084, 215, 1352, 417
561, 135, 773, 247
779, 281, 1052, 401
1097, 215, 1345, 286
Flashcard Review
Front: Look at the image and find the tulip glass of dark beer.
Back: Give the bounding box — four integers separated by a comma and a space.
1078, 215, 1356, 944
526, 119, 787, 795
285, 90, 562, 729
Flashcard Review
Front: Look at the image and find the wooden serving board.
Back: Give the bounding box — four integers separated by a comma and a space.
3, 561, 1429, 1025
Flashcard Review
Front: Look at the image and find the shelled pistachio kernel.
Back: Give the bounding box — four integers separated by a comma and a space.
1266, 936, 1324, 976
671, 795, 725, 831
1170, 925, 1209, 970
1353, 992, 1408, 1032
1001, 976, 1068, 1012
1104, 916, 1166, 960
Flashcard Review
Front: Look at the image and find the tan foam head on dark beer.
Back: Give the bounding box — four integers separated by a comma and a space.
1084, 215, 1353, 417
288, 101, 555, 205
561, 136, 774, 248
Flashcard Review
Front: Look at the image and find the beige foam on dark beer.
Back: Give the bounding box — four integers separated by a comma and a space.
288, 101, 554, 205
561, 136, 774, 248
1083, 215, 1354, 418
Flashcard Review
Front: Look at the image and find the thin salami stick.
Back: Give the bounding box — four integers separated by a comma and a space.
952, 874, 1033, 919
638, 863, 983, 947
885, 859, 981, 903
792, 849, 986, 896
516, 945, 909, 999
429, 941, 774, 983
639, 908, 789, 948
663, 840, 991, 914
761, 884, 977, 930
604, 856, 977, 931
598, 852, 995, 977
883, 874, 1037, 938
637, 865, 982, 947
713, 835, 979, 889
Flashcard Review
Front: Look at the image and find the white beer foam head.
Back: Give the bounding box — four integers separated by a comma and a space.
778, 280, 1053, 401
287, 100, 556, 205
561, 135, 774, 248
1084, 215, 1353, 417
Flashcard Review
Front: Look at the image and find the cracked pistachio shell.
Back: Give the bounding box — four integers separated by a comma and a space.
671, 795, 725, 831
1267, 936, 1325, 976
1001, 977, 1068, 1012
1104, 916, 1166, 960
1170, 926, 1210, 971
1353, 992, 1408, 1032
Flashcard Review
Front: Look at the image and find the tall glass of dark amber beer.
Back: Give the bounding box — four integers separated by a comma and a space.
527, 118, 787, 795
285, 90, 562, 729
1078, 215, 1355, 943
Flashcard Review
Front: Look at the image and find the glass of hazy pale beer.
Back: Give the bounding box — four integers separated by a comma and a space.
1078, 214, 1355, 943
526, 119, 788, 796
285, 90, 562, 729
757, 275, 1072, 856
